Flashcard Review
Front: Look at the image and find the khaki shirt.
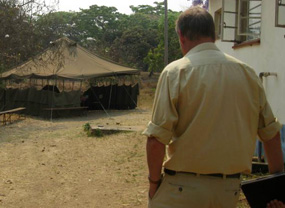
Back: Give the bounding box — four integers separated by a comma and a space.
143, 43, 281, 174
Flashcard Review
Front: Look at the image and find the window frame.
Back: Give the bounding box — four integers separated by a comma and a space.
237, 0, 262, 38
221, 0, 262, 45
221, 0, 238, 43
275, 0, 285, 28
214, 8, 222, 39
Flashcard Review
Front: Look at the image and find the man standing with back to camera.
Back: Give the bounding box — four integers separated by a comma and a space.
143, 6, 284, 208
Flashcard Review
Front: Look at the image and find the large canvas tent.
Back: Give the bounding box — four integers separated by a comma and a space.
0, 37, 140, 117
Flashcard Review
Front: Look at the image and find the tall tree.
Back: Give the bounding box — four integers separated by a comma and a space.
109, 11, 160, 69
34, 11, 80, 47
0, 0, 36, 70
76, 5, 124, 57
144, 11, 181, 74
108, 2, 167, 69
110, 26, 158, 69
129, 1, 165, 15
0, 0, 58, 72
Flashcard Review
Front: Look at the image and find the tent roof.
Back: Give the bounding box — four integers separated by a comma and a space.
0, 37, 139, 81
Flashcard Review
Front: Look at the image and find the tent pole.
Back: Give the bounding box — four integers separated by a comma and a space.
50, 78, 55, 122
4, 86, 6, 111
3, 80, 6, 110
63, 79, 65, 92
79, 80, 83, 96
108, 84, 113, 110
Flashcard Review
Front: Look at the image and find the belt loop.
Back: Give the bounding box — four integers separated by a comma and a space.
196, 173, 200, 177
223, 174, 226, 179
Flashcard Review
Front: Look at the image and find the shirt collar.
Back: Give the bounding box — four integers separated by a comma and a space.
185, 42, 219, 57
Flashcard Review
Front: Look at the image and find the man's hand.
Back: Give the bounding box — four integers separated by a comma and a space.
149, 183, 160, 199
267, 200, 285, 208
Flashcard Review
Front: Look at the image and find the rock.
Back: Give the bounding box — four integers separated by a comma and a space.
5, 180, 13, 184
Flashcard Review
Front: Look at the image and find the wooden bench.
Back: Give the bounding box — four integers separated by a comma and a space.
0, 107, 26, 125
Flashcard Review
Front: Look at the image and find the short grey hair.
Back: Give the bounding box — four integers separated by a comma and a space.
176, 6, 215, 41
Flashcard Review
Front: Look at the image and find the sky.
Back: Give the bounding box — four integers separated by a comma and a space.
57, 0, 193, 14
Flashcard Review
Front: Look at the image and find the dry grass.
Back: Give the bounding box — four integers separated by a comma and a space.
0, 72, 256, 207
0, 73, 156, 208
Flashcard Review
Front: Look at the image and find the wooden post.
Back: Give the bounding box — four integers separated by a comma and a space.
63, 79, 65, 92
108, 85, 113, 109
164, 0, 168, 67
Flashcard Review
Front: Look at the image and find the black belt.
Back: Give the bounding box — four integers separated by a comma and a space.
164, 169, 241, 179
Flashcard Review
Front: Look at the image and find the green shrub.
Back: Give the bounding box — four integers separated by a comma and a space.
83, 123, 91, 132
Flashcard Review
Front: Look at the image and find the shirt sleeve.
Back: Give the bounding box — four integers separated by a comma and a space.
257, 82, 282, 142
142, 69, 179, 145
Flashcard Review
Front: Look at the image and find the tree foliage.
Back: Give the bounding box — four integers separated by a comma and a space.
109, 11, 160, 70
75, 5, 124, 57
130, 1, 165, 15
0, 0, 58, 72
35, 11, 79, 43
0, 1, 36, 70
144, 11, 181, 74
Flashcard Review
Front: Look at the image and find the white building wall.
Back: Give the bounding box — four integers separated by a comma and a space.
209, 0, 285, 124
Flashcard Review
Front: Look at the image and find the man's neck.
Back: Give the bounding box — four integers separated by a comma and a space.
182, 37, 214, 55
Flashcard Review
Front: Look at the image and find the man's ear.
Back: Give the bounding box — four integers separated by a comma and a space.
178, 30, 185, 43
178, 31, 187, 52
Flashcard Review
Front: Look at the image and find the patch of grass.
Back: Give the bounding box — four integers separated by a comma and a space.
83, 123, 91, 132
91, 129, 103, 137
83, 123, 104, 137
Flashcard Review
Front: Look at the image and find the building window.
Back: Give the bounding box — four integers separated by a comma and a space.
238, 0, 261, 39
276, 0, 285, 27
214, 9, 222, 39
221, 0, 261, 43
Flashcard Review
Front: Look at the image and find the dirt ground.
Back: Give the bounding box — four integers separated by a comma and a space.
0, 73, 250, 208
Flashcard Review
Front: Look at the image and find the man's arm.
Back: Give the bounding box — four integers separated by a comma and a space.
146, 136, 165, 198
263, 132, 284, 174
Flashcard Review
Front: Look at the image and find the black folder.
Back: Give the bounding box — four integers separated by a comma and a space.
241, 172, 285, 208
